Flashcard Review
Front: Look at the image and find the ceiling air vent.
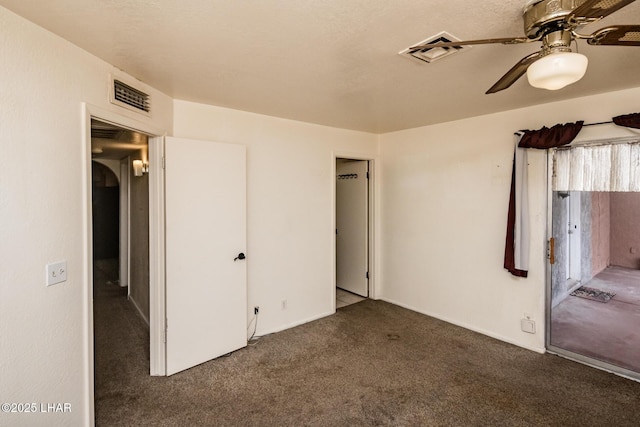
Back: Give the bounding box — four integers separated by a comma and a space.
111, 78, 151, 115
399, 31, 470, 64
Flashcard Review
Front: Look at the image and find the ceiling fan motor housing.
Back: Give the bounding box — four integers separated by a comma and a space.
523, 0, 584, 38
542, 29, 574, 54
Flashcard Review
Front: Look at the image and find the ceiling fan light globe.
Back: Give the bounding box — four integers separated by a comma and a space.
526, 52, 588, 90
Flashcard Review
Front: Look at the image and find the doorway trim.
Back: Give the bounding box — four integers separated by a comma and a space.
332, 151, 379, 310
82, 103, 166, 421
148, 136, 166, 376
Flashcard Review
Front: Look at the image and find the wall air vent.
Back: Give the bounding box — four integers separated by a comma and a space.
111, 78, 151, 115
399, 31, 470, 64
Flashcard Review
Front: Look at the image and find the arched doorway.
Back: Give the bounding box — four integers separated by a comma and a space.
92, 161, 120, 284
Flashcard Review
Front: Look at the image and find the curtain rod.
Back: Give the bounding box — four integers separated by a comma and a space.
514, 120, 614, 136
555, 135, 640, 149
583, 120, 613, 127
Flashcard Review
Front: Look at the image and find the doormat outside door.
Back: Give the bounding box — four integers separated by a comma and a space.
570, 286, 616, 303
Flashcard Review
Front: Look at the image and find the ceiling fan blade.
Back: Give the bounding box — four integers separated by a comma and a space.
570, 0, 636, 21
486, 51, 543, 94
587, 25, 640, 45
410, 37, 528, 50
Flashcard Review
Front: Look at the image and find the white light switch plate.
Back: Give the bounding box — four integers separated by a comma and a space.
46, 261, 67, 286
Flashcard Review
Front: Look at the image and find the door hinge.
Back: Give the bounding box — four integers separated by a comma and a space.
366, 172, 369, 179
547, 238, 555, 265
162, 156, 165, 169
366, 271, 369, 279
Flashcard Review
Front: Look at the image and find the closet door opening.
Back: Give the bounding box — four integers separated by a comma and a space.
336, 158, 370, 308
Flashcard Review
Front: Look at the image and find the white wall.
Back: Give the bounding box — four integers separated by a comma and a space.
0, 7, 172, 426
379, 86, 640, 352
173, 101, 378, 335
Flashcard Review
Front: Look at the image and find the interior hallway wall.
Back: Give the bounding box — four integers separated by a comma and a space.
579, 191, 593, 284
129, 150, 150, 323
0, 6, 172, 426
379, 86, 640, 353
172, 100, 378, 336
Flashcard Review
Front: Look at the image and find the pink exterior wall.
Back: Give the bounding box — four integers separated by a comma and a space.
591, 192, 610, 275
610, 192, 640, 269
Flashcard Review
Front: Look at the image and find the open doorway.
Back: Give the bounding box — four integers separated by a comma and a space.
336, 158, 370, 308
547, 141, 640, 381
90, 119, 152, 409
91, 119, 150, 318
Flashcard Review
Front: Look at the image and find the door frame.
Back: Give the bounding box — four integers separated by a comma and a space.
148, 136, 166, 376
332, 152, 379, 309
544, 145, 640, 382
82, 103, 167, 421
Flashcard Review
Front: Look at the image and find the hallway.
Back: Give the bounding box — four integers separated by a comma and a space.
93, 258, 150, 421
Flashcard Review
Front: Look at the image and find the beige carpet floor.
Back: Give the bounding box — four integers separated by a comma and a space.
94, 277, 640, 426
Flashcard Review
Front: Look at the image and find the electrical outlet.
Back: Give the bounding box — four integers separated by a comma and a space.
521, 318, 536, 334
254, 306, 259, 315
46, 261, 67, 286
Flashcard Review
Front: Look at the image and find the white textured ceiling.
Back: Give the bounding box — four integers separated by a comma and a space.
2, 0, 640, 133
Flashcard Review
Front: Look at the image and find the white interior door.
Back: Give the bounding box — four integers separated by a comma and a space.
336, 159, 368, 297
165, 136, 247, 376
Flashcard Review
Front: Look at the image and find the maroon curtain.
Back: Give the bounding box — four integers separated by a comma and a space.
504, 121, 584, 277
613, 113, 640, 129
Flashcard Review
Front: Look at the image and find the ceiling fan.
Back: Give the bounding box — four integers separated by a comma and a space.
410, 0, 640, 93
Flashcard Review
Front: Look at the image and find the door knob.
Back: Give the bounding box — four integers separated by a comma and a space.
234, 252, 246, 261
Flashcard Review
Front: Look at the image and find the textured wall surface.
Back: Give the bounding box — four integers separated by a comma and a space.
550, 191, 594, 307
551, 192, 569, 306
610, 192, 640, 269
591, 192, 611, 275
580, 193, 593, 283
